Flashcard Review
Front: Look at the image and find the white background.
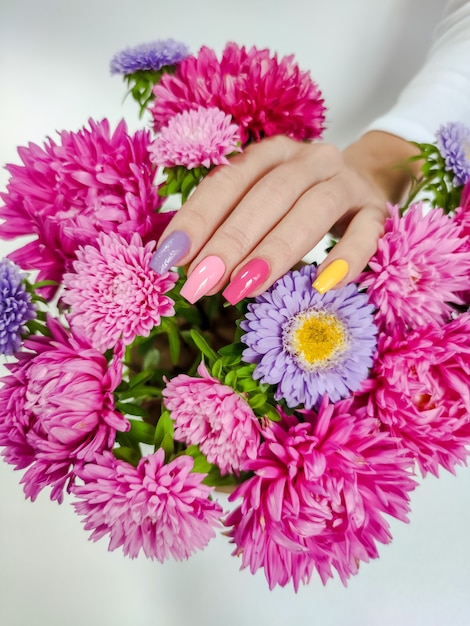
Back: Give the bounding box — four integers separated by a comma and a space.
1, 1, 470, 625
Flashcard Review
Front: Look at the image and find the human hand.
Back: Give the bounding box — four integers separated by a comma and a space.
150, 131, 420, 304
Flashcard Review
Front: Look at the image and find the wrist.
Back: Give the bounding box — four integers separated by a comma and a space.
343, 131, 421, 204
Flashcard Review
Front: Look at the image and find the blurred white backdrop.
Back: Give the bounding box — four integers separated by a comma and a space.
1, 1, 470, 625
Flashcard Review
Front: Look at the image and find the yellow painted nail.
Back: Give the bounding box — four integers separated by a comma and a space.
313, 259, 349, 294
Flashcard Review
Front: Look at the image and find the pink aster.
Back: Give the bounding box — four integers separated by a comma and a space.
225, 399, 416, 590
0, 316, 129, 502
0, 118, 172, 297
359, 202, 470, 334
163, 362, 261, 475
149, 106, 241, 169
363, 313, 470, 477
72, 449, 223, 561
62, 232, 177, 352
150, 43, 326, 145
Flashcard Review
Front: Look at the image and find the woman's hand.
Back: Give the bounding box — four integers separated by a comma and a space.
150, 131, 420, 304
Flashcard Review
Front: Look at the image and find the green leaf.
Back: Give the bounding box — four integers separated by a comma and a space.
248, 393, 267, 409
113, 446, 141, 466
127, 419, 156, 445
154, 410, 175, 453
224, 369, 238, 388
189, 329, 219, 364
118, 385, 162, 401
261, 403, 282, 422
129, 370, 155, 389
211, 359, 223, 380
115, 402, 149, 418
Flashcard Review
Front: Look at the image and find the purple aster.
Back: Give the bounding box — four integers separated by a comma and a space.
240, 265, 377, 409
110, 39, 190, 75
0, 258, 36, 355
436, 121, 470, 186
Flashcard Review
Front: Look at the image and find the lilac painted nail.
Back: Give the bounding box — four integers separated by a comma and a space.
150, 231, 191, 274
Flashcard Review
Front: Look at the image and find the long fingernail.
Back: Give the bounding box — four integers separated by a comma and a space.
180, 255, 226, 303
313, 259, 349, 293
150, 231, 191, 274
222, 258, 270, 305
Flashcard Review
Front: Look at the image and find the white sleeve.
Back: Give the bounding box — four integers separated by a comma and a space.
367, 0, 470, 142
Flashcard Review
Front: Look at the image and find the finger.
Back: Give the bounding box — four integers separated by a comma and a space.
221, 172, 364, 304
151, 138, 341, 274
313, 203, 387, 292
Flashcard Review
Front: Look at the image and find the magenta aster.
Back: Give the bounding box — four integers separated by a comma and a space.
0, 317, 128, 502
359, 203, 470, 334
72, 449, 223, 561
149, 106, 241, 169
240, 264, 377, 409
225, 399, 416, 590
163, 362, 261, 475
63, 232, 177, 352
364, 312, 470, 476
0, 119, 171, 297
150, 43, 326, 144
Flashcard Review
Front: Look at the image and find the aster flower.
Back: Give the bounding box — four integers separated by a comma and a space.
436, 121, 470, 186
240, 265, 377, 409
225, 399, 416, 590
359, 203, 470, 334
110, 38, 190, 75
0, 258, 36, 355
72, 449, 223, 561
363, 313, 470, 476
0, 119, 170, 296
62, 232, 177, 352
162, 362, 260, 475
0, 316, 129, 502
149, 106, 241, 170
150, 43, 326, 144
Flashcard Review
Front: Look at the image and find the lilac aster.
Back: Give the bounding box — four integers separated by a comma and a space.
162, 362, 261, 475
436, 121, 470, 186
240, 265, 377, 409
62, 232, 178, 352
149, 106, 241, 170
72, 449, 223, 561
110, 39, 190, 75
0, 258, 36, 355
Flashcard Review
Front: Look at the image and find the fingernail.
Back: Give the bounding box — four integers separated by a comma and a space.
150, 231, 191, 274
222, 258, 270, 305
313, 259, 349, 294
180, 255, 226, 303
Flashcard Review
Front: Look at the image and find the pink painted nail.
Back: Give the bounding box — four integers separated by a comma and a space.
222, 258, 270, 305
180, 255, 226, 303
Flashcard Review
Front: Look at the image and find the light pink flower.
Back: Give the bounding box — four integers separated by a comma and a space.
225, 399, 416, 590
149, 106, 241, 169
0, 317, 128, 502
63, 232, 177, 352
150, 43, 326, 144
72, 449, 223, 561
359, 202, 470, 334
163, 362, 261, 475
363, 313, 470, 476
0, 119, 171, 297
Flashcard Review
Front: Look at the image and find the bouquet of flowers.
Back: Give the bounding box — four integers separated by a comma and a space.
1, 37, 470, 591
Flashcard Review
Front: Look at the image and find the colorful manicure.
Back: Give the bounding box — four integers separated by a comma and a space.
313, 259, 349, 294
222, 258, 270, 305
180, 255, 226, 303
150, 231, 191, 274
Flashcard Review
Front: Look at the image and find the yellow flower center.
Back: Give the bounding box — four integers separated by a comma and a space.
283, 308, 349, 372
